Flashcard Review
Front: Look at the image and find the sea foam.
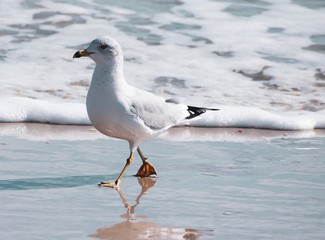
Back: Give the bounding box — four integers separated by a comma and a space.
0, 0, 324, 131
0, 97, 89, 125
182, 106, 325, 130
0, 97, 324, 130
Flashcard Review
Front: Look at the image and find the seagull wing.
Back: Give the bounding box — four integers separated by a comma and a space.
127, 89, 189, 130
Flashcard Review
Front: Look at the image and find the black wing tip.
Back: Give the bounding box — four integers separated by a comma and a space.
186, 105, 219, 120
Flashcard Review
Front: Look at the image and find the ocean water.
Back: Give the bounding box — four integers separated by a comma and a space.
0, 0, 325, 129
0, 131, 325, 240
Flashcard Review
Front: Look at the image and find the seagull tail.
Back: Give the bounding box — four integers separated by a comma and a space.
186, 105, 219, 120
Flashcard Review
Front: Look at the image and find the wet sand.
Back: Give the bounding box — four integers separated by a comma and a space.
0, 123, 325, 239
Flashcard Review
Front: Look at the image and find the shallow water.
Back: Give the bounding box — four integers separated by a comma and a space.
0, 134, 324, 239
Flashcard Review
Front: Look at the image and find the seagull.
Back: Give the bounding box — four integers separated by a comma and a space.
73, 36, 219, 188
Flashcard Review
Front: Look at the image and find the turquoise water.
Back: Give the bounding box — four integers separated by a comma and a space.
0, 135, 324, 239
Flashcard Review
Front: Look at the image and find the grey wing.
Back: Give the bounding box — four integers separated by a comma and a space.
129, 92, 188, 130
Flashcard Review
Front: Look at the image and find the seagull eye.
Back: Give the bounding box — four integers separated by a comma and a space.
100, 44, 108, 49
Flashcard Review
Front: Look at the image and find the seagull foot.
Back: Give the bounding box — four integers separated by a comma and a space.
134, 161, 157, 178
98, 180, 120, 189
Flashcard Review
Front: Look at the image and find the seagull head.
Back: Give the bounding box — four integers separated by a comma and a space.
73, 36, 123, 65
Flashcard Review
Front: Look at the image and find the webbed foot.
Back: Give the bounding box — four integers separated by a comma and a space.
134, 161, 157, 178
98, 179, 120, 189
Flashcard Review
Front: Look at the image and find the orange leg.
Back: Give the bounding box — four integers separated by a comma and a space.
99, 152, 134, 188
134, 147, 157, 178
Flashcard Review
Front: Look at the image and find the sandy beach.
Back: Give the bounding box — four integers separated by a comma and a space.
1, 123, 325, 239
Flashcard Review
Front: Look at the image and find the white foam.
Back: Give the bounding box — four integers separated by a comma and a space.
0, 0, 324, 131
0, 97, 324, 130
0, 97, 90, 125
181, 106, 325, 130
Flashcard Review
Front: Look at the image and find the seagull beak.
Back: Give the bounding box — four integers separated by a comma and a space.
73, 49, 94, 58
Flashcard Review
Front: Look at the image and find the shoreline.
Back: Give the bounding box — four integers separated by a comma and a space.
1, 122, 325, 142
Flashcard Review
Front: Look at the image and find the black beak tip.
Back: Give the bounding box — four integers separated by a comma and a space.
73, 51, 81, 58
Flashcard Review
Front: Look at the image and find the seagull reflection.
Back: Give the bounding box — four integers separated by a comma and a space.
89, 178, 210, 240
117, 177, 156, 220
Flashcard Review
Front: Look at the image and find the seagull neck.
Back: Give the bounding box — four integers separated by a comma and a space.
92, 62, 127, 89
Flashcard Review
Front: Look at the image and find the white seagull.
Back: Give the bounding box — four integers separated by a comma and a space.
73, 36, 219, 188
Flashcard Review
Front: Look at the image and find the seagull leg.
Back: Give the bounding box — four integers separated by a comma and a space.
99, 152, 134, 188
134, 147, 157, 178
